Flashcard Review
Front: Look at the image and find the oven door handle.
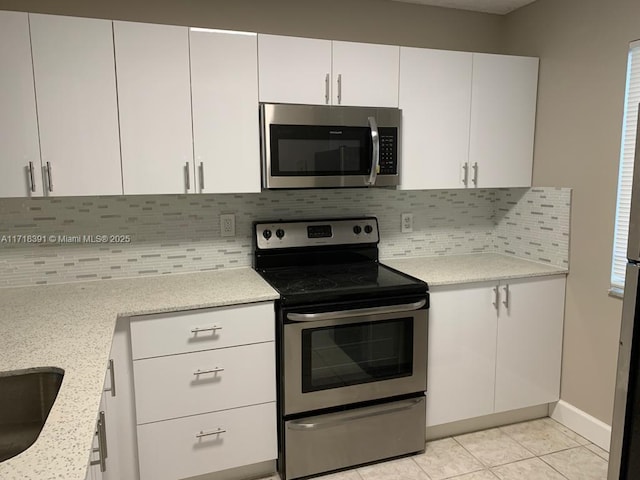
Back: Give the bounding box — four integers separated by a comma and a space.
286, 299, 426, 322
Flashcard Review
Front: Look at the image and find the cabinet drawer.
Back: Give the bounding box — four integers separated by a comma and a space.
130, 302, 274, 359
134, 341, 275, 424
137, 402, 277, 480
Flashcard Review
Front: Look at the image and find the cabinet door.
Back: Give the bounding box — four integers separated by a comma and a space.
190, 29, 260, 193
103, 319, 139, 480
0, 11, 42, 198
469, 53, 538, 188
399, 47, 472, 190
114, 21, 193, 195
427, 283, 498, 427
495, 275, 565, 412
332, 41, 400, 108
258, 34, 332, 105
30, 14, 122, 196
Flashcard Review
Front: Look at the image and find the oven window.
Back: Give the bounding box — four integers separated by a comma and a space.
301, 318, 413, 392
269, 124, 371, 176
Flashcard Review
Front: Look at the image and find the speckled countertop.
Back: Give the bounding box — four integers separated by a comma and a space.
383, 253, 567, 286
0, 268, 279, 480
0, 254, 567, 479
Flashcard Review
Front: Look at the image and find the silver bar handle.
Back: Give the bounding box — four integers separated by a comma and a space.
46, 161, 53, 192
502, 284, 510, 309
191, 325, 222, 334
325, 73, 330, 104
337, 73, 342, 105
287, 299, 426, 322
472, 162, 478, 186
462, 163, 468, 187
185, 162, 191, 191
492, 286, 499, 311
103, 359, 116, 397
196, 428, 226, 439
28, 161, 36, 193
288, 397, 423, 431
199, 162, 205, 191
90, 411, 108, 472
367, 116, 379, 186
193, 367, 224, 376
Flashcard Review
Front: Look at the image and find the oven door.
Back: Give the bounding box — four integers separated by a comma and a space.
282, 298, 427, 416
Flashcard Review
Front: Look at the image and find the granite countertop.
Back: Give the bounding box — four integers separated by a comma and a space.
0, 268, 279, 480
383, 253, 567, 286
0, 253, 567, 479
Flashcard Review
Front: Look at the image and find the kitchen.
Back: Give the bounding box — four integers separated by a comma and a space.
0, 0, 635, 479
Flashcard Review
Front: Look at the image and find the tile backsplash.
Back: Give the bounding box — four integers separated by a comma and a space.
0, 187, 570, 287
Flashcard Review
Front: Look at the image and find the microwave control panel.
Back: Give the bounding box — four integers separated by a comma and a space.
378, 127, 398, 175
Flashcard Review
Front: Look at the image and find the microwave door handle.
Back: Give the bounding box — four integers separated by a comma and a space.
287, 299, 426, 322
367, 116, 379, 186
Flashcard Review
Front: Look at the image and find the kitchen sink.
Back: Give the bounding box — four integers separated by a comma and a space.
0, 367, 64, 462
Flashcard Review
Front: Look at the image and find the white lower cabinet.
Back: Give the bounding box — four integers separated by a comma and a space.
427, 275, 565, 427
137, 402, 277, 480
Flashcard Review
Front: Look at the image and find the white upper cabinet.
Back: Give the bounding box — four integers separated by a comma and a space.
469, 53, 538, 188
190, 29, 261, 194
258, 34, 332, 105
258, 34, 399, 107
114, 21, 194, 195
399, 47, 472, 190
0, 11, 41, 198
30, 14, 122, 196
331, 41, 399, 108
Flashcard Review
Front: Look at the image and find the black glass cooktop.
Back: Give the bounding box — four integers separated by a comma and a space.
256, 261, 427, 306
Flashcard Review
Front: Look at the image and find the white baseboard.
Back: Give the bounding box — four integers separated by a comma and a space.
549, 400, 611, 451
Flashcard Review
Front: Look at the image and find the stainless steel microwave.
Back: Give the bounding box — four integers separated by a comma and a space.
260, 103, 401, 189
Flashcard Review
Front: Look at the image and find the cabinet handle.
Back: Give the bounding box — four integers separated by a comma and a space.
90, 411, 108, 472
191, 325, 222, 334
28, 162, 36, 193
502, 284, 510, 309
492, 286, 499, 311
193, 367, 224, 376
199, 162, 205, 191
46, 161, 53, 192
461, 163, 469, 187
471, 162, 478, 186
185, 162, 191, 191
196, 428, 226, 439
325, 73, 330, 104
103, 359, 116, 397
337, 73, 342, 105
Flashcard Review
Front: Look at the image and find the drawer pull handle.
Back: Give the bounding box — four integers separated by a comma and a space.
193, 367, 224, 376
191, 325, 222, 334
196, 428, 226, 439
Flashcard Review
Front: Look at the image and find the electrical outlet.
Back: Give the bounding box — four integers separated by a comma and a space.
401, 213, 414, 233
220, 214, 235, 237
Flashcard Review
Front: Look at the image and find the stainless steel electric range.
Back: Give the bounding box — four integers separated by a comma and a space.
253, 217, 429, 480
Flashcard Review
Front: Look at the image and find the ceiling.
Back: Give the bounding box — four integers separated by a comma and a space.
390, 0, 538, 15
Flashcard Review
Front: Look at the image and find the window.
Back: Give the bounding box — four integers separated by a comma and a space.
612, 41, 640, 292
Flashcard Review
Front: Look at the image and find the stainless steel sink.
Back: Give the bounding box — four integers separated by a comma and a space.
0, 367, 64, 462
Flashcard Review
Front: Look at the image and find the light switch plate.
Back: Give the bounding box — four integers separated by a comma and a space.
401, 213, 414, 233
220, 214, 235, 237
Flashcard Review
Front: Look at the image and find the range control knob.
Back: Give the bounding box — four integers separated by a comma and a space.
353, 225, 362, 235
263, 229, 272, 240
276, 228, 285, 239
364, 225, 373, 234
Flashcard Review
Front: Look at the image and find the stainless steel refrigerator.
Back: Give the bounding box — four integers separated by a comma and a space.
609, 121, 640, 479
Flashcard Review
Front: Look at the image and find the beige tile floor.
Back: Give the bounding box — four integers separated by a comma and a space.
261, 417, 610, 480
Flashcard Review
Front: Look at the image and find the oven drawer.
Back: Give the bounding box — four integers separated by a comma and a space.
134, 342, 276, 424
130, 301, 274, 359
137, 402, 277, 480
284, 395, 426, 480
